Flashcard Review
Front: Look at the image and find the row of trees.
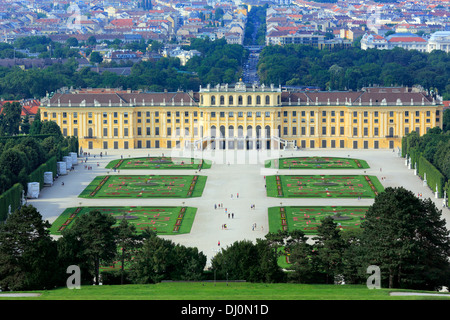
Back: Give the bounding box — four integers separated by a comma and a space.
0, 113, 77, 194
258, 44, 450, 99
243, 5, 267, 46
1, 187, 449, 291
0, 206, 206, 290
215, 187, 450, 289
402, 120, 450, 197
0, 38, 247, 100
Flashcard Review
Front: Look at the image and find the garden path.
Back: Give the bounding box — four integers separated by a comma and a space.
29, 148, 450, 267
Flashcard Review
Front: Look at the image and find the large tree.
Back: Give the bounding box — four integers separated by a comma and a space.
0, 102, 22, 136
129, 229, 207, 283
211, 239, 284, 283
0, 205, 62, 290
314, 216, 347, 284
359, 187, 450, 290
59, 210, 117, 285
115, 217, 141, 284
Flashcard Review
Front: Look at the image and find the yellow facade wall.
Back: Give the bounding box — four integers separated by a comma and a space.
39, 88, 444, 151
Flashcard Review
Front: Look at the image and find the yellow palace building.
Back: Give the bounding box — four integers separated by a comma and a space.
39, 82, 444, 151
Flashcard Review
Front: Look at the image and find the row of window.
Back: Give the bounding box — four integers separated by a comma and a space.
86, 139, 393, 151
207, 95, 277, 106
283, 110, 438, 118
210, 111, 271, 118
69, 124, 430, 139
299, 140, 392, 149
48, 109, 440, 120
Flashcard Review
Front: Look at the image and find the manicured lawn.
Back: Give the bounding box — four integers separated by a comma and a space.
265, 156, 369, 169
2, 282, 448, 300
266, 175, 384, 198
49, 206, 196, 235
268, 206, 369, 235
79, 175, 207, 198
106, 157, 211, 170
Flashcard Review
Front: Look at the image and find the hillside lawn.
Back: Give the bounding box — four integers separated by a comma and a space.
1, 282, 449, 300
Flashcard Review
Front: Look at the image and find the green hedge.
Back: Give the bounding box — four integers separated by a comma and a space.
408, 146, 420, 169
418, 156, 445, 198
401, 136, 407, 158
27, 156, 57, 191
0, 183, 23, 221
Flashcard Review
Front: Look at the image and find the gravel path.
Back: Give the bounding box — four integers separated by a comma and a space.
28, 148, 450, 267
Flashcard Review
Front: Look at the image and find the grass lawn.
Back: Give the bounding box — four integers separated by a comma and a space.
105, 157, 212, 170
49, 206, 196, 236
266, 175, 384, 198
268, 206, 369, 235
1, 282, 449, 300
265, 156, 369, 169
79, 175, 207, 198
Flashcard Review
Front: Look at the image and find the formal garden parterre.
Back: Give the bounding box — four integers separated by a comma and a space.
105, 157, 212, 170
266, 175, 384, 198
265, 156, 370, 169
268, 206, 369, 234
78, 174, 207, 198
50, 206, 196, 235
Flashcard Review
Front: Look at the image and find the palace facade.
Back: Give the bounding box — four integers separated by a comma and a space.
39, 82, 444, 151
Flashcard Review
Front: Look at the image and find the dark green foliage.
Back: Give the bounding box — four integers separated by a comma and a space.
115, 218, 141, 285
443, 109, 450, 132
258, 44, 450, 97
403, 129, 450, 198
58, 210, 117, 285
185, 38, 247, 85
128, 229, 207, 283
418, 156, 445, 197
0, 37, 246, 99
0, 205, 63, 291
0, 183, 22, 221
0, 131, 78, 221
0, 102, 22, 136
359, 187, 450, 289
313, 217, 347, 284
211, 239, 285, 283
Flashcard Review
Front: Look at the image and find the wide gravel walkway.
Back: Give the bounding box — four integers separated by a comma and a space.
28, 148, 450, 267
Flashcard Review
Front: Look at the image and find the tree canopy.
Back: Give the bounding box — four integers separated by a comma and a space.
258, 44, 450, 98
359, 187, 450, 289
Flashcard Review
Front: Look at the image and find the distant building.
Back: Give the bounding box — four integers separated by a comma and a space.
427, 31, 450, 53
360, 33, 388, 50
103, 50, 143, 63
361, 32, 431, 52
385, 33, 428, 52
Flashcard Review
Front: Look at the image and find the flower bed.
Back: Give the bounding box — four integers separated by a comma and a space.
269, 206, 369, 235
57, 207, 82, 232
267, 175, 383, 198
51, 206, 197, 236
79, 175, 207, 198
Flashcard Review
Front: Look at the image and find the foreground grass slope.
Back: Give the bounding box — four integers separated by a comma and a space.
1, 283, 450, 300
